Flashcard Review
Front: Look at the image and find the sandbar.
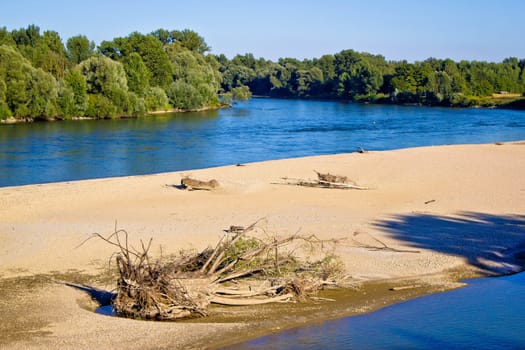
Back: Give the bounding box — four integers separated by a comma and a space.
1, 142, 524, 349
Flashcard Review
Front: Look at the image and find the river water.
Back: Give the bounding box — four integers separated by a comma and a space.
1, 98, 524, 187
223, 272, 525, 350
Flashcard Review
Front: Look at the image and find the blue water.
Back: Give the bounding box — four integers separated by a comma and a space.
224, 272, 525, 350
1, 99, 525, 187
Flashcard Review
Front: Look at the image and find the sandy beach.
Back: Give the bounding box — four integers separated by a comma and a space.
1, 142, 525, 349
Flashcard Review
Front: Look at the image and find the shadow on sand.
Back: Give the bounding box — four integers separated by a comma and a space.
66, 283, 115, 306
374, 211, 525, 274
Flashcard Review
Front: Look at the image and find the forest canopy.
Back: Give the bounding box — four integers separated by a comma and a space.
1, 24, 525, 122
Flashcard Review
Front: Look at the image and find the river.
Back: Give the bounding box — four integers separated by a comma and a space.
223, 272, 525, 349
1, 98, 524, 187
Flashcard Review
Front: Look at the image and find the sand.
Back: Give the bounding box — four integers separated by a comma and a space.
1, 142, 524, 349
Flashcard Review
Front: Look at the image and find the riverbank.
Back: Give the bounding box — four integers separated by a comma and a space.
1, 142, 524, 349
0, 104, 228, 125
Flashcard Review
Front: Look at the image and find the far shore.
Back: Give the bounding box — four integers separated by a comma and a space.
1, 141, 524, 349
0, 104, 229, 125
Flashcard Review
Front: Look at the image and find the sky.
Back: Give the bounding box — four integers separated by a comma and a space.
1, 0, 524, 62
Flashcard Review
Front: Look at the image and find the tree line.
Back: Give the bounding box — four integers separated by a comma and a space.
1, 25, 525, 122
0, 25, 222, 121
217, 51, 525, 107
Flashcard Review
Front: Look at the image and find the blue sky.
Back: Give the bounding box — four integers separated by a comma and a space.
1, 0, 524, 62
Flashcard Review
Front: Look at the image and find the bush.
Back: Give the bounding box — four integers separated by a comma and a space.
144, 86, 169, 111
167, 80, 205, 110
85, 94, 117, 118
127, 92, 146, 117
231, 85, 252, 100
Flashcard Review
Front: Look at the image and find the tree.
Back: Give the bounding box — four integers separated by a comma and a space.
66, 35, 95, 65
220, 64, 256, 91
79, 55, 128, 95
293, 68, 323, 97
144, 86, 169, 111
99, 32, 173, 89
9, 26, 69, 79
79, 55, 132, 117
231, 85, 252, 100
0, 27, 14, 46
63, 68, 88, 116
167, 47, 220, 108
26, 68, 59, 119
122, 52, 150, 95
35, 30, 69, 79
170, 29, 210, 54
0, 78, 10, 119
167, 80, 203, 110
10, 24, 41, 47
0, 44, 33, 117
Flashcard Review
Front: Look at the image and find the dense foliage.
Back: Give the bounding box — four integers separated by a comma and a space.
1, 24, 524, 122
216, 51, 525, 107
0, 25, 221, 121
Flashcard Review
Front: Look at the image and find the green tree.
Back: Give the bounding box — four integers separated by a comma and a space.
167, 80, 203, 110
144, 86, 169, 111
0, 44, 33, 117
121, 52, 150, 95
63, 68, 88, 116
26, 68, 59, 119
220, 64, 256, 91
10, 24, 41, 47
167, 47, 220, 108
66, 35, 95, 64
293, 67, 323, 97
79, 55, 132, 117
79, 55, 128, 95
10, 26, 69, 79
0, 27, 14, 46
99, 32, 173, 88
170, 29, 210, 54
35, 30, 69, 79
231, 85, 252, 100
0, 78, 10, 119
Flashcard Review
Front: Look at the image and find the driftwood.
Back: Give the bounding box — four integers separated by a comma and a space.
314, 171, 349, 184
279, 170, 370, 190
180, 177, 220, 191
90, 221, 346, 321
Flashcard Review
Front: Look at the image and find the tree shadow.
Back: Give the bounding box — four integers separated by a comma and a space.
373, 211, 525, 274
66, 283, 115, 306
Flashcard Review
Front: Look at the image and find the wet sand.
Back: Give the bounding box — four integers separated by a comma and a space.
1, 142, 524, 349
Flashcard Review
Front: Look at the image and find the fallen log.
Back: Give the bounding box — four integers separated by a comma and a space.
180, 177, 220, 191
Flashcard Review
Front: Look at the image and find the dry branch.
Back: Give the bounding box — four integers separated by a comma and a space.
278, 171, 370, 190
314, 170, 349, 184
93, 221, 347, 321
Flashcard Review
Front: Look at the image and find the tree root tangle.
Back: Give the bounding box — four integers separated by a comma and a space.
87, 220, 347, 320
